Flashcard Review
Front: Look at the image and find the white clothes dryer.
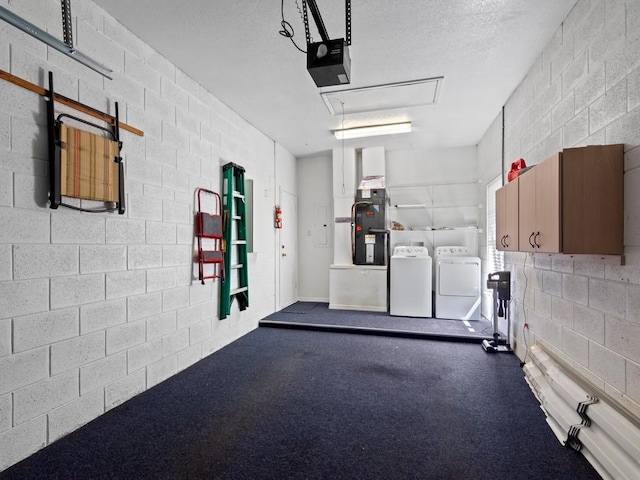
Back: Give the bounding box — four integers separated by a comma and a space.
390, 246, 433, 317
435, 246, 481, 320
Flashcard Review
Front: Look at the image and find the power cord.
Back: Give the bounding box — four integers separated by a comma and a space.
340, 99, 346, 195
279, 0, 307, 53
520, 253, 531, 368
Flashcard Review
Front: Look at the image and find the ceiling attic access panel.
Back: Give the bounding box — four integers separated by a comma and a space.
320, 77, 443, 115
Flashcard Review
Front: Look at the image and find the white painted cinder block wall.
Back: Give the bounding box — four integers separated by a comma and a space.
479, 0, 640, 418
0, 0, 293, 470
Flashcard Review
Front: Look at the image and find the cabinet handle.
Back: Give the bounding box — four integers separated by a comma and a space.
534, 232, 541, 249
529, 232, 535, 248
504, 235, 509, 248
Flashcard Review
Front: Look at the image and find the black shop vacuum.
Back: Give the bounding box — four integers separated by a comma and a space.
482, 271, 513, 353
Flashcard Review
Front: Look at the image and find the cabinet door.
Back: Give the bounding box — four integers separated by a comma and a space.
503, 179, 519, 251
518, 169, 536, 252
495, 187, 506, 251
562, 145, 624, 254
535, 153, 561, 253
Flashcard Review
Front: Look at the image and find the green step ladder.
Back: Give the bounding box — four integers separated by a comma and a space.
220, 162, 249, 319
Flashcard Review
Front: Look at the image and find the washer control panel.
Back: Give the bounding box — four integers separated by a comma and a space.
392, 246, 430, 257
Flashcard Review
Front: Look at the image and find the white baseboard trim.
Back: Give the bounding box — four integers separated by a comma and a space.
329, 303, 387, 312
297, 297, 329, 303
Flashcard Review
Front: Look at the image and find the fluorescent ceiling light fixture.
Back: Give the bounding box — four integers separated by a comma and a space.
0, 6, 113, 79
333, 122, 412, 140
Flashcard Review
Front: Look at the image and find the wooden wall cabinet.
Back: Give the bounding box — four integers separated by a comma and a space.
518, 152, 561, 253
495, 144, 624, 258
495, 178, 519, 251
562, 144, 624, 255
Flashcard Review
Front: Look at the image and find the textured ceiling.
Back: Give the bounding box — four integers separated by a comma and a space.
92, 0, 578, 157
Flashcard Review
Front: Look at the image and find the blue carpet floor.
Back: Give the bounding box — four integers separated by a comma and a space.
0, 328, 600, 479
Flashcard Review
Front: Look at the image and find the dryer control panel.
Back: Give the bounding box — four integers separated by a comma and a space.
435, 246, 472, 256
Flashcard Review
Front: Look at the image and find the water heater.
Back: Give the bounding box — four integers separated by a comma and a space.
353, 188, 386, 265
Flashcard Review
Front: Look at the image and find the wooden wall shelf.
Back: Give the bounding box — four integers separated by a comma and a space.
0, 68, 143, 137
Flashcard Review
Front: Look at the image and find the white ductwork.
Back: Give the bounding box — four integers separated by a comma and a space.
362, 147, 385, 178
523, 344, 640, 480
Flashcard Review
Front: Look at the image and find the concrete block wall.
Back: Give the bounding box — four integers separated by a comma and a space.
0, 0, 285, 470
479, 0, 640, 418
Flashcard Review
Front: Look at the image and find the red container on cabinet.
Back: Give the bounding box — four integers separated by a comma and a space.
508, 158, 530, 182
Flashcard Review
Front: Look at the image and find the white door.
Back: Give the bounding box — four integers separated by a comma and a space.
279, 189, 298, 308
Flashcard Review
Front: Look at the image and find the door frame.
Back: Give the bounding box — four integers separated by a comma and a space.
277, 187, 298, 310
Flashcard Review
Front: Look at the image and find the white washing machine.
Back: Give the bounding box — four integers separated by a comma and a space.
435, 246, 481, 320
390, 246, 432, 318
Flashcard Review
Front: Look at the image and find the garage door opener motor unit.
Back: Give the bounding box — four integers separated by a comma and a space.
299, 0, 352, 87
352, 188, 386, 266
